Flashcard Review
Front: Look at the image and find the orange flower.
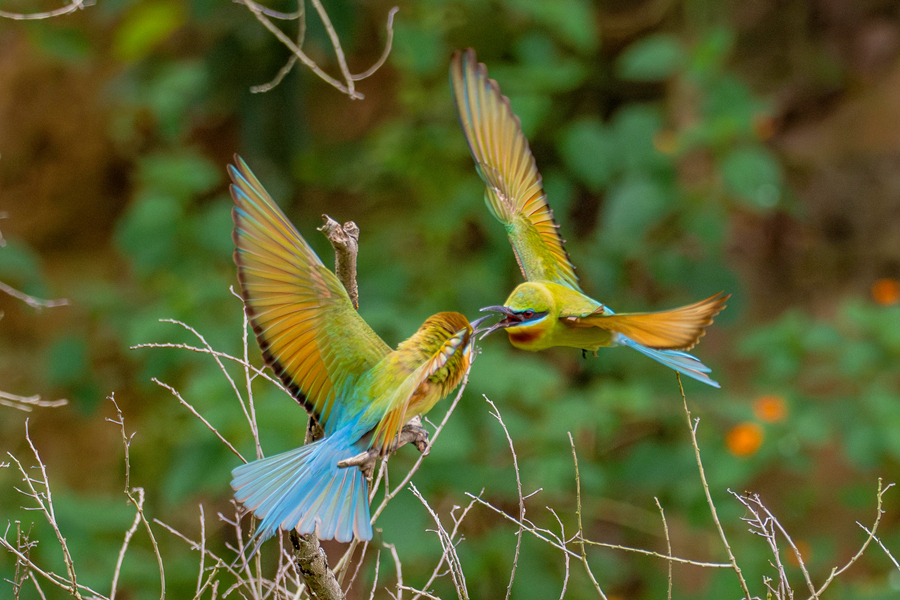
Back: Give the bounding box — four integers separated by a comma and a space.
753, 395, 787, 423
726, 422, 764, 457
871, 278, 900, 306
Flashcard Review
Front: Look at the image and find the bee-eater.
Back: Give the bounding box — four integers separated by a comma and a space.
228, 157, 484, 543
450, 50, 728, 387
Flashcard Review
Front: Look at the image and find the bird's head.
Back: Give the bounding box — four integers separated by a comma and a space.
398, 312, 485, 366
478, 283, 555, 346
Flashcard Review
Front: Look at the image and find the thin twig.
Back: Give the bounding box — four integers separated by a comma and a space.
857, 523, 900, 572
409, 484, 467, 600
0, 0, 91, 20
107, 395, 166, 600
567, 433, 608, 599
677, 374, 751, 599
654, 497, 672, 600
0, 390, 67, 412
811, 479, 894, 598
351, 7, 399, 81
237, 0, 362, 98
152, 378, 246, 463
0, 281, 68, 309
484, 396, 524, 600
385, 542, 404, 600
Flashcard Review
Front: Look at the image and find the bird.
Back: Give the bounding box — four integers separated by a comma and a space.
227, 156, 486, 544
450, 49, 729, 387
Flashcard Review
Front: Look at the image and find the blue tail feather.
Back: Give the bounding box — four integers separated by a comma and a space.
231, 429, 372, 546
616, 334, 720, 388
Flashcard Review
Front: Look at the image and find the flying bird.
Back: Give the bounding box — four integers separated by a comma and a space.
450, 49, 728, 387
228, 156, 485, 544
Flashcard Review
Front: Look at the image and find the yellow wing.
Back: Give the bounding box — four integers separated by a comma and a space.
451, 48, 580, 291
229, 156, 392, 427
568, 293, 730, 350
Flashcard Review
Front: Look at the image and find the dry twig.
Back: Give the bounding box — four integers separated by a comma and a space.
235, 0, 398, 98
677, 374, 752, 599
0, 390, 67, 412
0, 0, 92, 20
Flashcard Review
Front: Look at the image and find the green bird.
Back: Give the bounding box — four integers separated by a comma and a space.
228, 157, 486, 544
451, 49, 728, 387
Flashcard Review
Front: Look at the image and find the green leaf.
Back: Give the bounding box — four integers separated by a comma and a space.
611, 104, 665, 172
558, 117, 617, 191
721, 145, 782, 210
617, 34, 685, 82
602, 176, 672, 251
139, 150, 220, 200
507, 0, 599, 53
114, 0, 185, 62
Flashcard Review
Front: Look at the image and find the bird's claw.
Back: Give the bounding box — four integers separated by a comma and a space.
337, 450, 378, 479
401, 418, 430, 455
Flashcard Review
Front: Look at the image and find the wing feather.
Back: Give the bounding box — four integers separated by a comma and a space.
451, 49, 580, 291
229, 156, 391, 427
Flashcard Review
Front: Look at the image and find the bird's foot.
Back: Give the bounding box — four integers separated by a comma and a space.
337, 450, 378, 480
400, 416, 430, 455
582, 349, 587, 359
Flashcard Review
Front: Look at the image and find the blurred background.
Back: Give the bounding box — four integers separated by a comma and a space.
2, 0, 900, 598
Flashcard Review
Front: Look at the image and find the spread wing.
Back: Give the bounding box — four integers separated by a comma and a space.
567, 293, 730, 351
229, 156, 392, 427
451, 48, 580, 291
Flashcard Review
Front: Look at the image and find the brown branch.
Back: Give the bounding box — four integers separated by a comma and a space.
319, 214, 359, 310
290, 531, 346, 600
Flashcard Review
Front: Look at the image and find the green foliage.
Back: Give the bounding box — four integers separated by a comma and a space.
2, 1, 898, 599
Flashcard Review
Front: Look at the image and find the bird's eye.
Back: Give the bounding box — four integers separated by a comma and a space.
523, 310, 535, 319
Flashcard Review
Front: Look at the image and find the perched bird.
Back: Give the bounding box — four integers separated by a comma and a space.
450, 49, 728, 387
228, 156, 484, 544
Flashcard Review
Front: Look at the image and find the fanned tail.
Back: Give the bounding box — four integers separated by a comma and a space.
617, 334, 720, 388
231, 429, 371, 550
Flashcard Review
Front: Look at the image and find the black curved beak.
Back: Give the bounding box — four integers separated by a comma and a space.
477, 305, 525, 339
469, 314, 494, 335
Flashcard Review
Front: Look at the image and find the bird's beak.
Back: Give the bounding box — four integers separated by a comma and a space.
469, 315, 494, 335
477, 305, 525, 339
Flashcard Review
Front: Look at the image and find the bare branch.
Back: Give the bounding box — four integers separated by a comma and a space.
811, 479, 895, 598
107, 395, 166, 600
351, 7, 399, 81
236, 0, 398, 97
152, 378, 246, 463
409, 483, 467, 600
484, 396, 524, 600
319, 215, 359, 310
0, 0, 92, 20
654, 497, 672, 600
0, 390, 67, 412
0, 280, 68, 309
677, 374, 752, 599
567, 433, 608, 599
